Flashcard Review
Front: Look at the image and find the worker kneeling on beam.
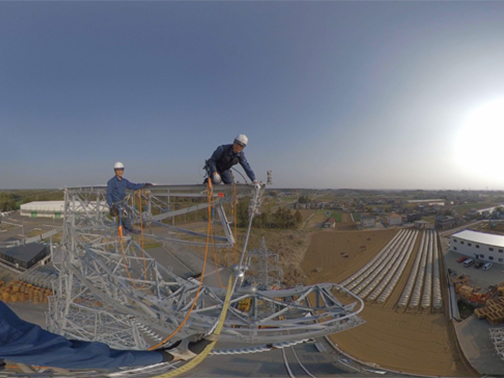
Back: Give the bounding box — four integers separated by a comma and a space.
205, 134, 260, 189
106, 162, 151, 235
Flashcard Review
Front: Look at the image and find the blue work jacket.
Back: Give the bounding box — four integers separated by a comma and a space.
106, 176, 145, 207
207, 144, 256, 182
0, 300, 163, 369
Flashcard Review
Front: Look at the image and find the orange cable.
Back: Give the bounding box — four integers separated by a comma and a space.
147, 181, 213, 350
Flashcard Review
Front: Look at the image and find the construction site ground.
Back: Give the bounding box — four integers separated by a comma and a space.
454, 313, 504, 375
439, 233, 504, 376
300, 228, 477, 377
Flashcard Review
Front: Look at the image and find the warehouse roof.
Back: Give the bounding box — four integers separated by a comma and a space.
20, 201, 108, 213
20, 201, 64, 211
0, 243, 47, 263
451, 230, 504, 248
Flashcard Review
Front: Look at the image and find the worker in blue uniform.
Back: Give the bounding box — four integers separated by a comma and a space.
206, 134, 260, 188
0, 300, 213, 370
106, 162, 151, 234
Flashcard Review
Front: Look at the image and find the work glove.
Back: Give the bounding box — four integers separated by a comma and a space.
213, 172, 222, 184
156, 333, 217, 362
109, 206, 119, 217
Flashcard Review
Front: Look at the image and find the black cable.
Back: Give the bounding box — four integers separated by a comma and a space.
231, 167, 249, 184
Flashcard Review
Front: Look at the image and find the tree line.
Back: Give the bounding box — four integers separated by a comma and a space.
235, 199, 302, 229
0, 190, 64, 212
298, 195, 311, 203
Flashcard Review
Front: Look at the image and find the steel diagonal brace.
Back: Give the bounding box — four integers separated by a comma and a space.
149, 191, 251, 223
67, 267, 182, 339
67, 264, 155, 322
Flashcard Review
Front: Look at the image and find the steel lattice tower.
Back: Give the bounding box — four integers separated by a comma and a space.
245, 237, 283, 290
47, 184, 365, 351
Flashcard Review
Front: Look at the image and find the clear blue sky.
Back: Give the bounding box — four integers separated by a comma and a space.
2, 1, 504, 190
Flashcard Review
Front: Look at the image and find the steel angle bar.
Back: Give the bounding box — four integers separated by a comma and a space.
140, 184, 254, 192
148, 191, 249, 222
149, 202, 214, 222
136, 233, 233, 248
86, 241, 179, 286
215, 204, 235, 246
151, 222, 229, 242
156, 192, 221, 198
193, 302, 252, 325
68, 265, 168, 328
74, 253, 135, 299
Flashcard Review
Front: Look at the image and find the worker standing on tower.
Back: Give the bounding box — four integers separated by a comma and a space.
106, 162, 151, 234
206, 134, 260, 188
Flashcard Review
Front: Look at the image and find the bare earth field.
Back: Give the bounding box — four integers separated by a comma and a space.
301, 229, 476, 377
301, 229, 397, 283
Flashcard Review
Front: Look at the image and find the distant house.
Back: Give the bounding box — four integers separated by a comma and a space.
407, 212, 422, 223
414, 220, 431, 229
387, 213, 402, 226
323, 217, 336, 228
361, 215, 376, 228
464, 208, 478, 220
435, 215, 456, 229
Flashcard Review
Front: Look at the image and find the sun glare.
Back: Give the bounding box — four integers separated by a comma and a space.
455, 98, 504, 179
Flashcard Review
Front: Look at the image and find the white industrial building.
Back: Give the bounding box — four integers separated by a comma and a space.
20, 201, 108, 219
386, 213, 402, 226
450, 230, 504, 265
407, 199, 446, 206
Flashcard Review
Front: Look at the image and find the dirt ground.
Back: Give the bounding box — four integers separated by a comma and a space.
301, 229, 476, 377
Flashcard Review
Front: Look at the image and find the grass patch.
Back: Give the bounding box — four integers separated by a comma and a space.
26, 229, 44, 237
330, 212, 343, 222
352, 213, 361, 222
453, 202, 496, 213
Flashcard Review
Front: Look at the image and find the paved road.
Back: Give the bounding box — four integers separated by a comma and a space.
0, 212, 62, 244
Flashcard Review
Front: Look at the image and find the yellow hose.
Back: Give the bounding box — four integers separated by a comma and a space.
152, 274, 234, 378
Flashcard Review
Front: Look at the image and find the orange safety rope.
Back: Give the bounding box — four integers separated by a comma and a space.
147, 181, 213, 350
117, 192, 148, 290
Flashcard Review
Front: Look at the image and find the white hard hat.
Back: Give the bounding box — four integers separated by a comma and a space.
114, 162, 125, 170
234, 134, 248, 147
